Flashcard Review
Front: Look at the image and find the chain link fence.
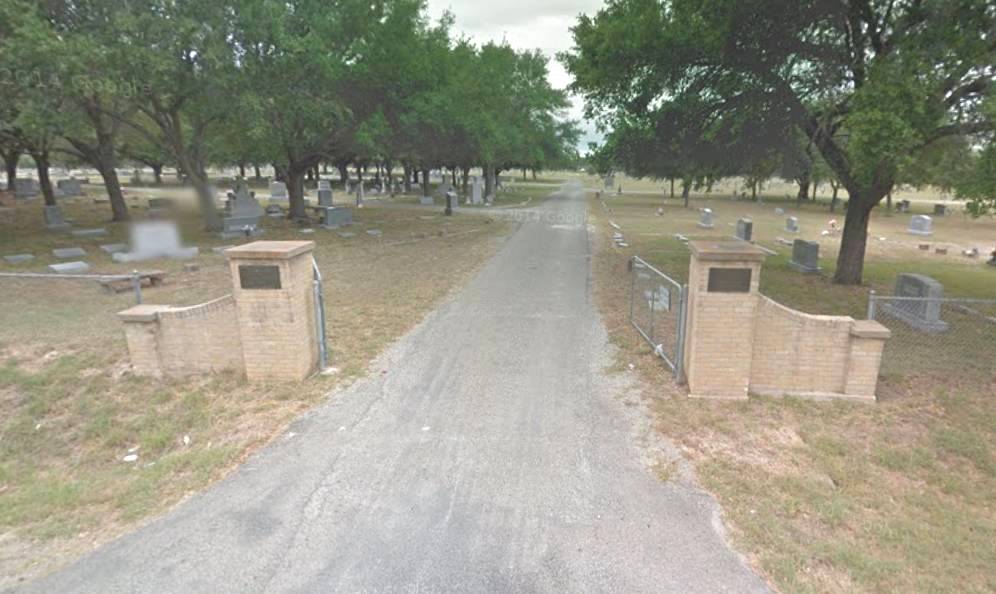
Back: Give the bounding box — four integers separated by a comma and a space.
629, 256, 688, 378
868, 293, 996, 379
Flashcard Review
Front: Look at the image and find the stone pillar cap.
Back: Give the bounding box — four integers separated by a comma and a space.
224, 241, 315, 260
851, 320, 891, 339
689, 240, 767, 262
118, 304, 174, 322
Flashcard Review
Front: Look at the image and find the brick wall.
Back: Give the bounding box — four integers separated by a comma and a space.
750, 296, 853, 398
119, 297, 244, 378
683, 241, 889, 402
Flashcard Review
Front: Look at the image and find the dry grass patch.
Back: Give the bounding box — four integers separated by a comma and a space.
0, 191, 512, 586
589, 192, 996, 593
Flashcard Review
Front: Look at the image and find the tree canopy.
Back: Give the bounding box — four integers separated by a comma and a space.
563, 0, 994, 284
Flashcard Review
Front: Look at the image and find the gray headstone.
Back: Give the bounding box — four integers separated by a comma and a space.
113, 221, 198, 262
789, 240, 820, 274
419, 196, 435, 206
100, 243, 128, 254
317, 188, 333, 207
736, 218, 753, 241
71, 228, 108, 238
908, 215, 933, 236
355, 180, 365, 206
148, 197, 175, 209
265, 204, 283, 217
317, 180, 331, 191
697, 208, 714, 229
774, 207, 785, 216
881, 273, 949, 332
933, 203, 947, 216
220, 216, 264, 239
786, 216, 799, 233
53, 247, 86, 259
3, 254, 34, 264
320, 206, 353, 229
896, 200, 911, 213
48, 261, 90, 274
44, 205, 71, 230
269, 181, 288, 200
471, 176, 484, 205
56, 178, 83, 197
434, 182, 454, 197
14, 179, 38, 198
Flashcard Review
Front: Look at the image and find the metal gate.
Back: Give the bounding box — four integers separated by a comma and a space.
629, 256, 688, 380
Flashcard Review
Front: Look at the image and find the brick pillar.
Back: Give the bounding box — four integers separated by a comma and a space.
844, 321, 891, 401
226, 241, 318, 381
682, 241, 767, 399
117, 304, 174, 378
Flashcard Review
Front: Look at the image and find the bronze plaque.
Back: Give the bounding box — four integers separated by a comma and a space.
239, 265, 282, 290
707, 268, 751, 293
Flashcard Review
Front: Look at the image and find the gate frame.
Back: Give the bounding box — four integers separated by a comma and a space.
629, 255, 688, 381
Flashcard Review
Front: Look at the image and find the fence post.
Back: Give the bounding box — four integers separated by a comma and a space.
131, 271, 143, 305
867, 289, 876, 320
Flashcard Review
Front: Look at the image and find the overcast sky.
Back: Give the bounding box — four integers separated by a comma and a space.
424, 0, 607, 152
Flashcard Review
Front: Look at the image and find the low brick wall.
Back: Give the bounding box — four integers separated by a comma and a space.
119, 296, 244, 378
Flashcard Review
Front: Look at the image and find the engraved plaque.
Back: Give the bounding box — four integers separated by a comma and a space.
239, 265, 281, 290
707, 268, 751, 293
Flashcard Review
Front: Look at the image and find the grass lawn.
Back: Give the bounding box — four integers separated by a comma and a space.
588, 188, 996, 593
0, 182, 514, 586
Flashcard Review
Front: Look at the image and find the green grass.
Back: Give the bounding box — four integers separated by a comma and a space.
589, 189, 996, 593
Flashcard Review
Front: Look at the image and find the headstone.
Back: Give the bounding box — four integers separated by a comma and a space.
419, 196, 434, 206
336, 231, 355, 238
100, 243, 128, 254
320, 206, 353, 229
48, 261, 90, 274
265, 204, 283, 218
56, 178, 84, 197
789, 240, 821, 274
736, 218, 753, 242
221, 181, 264, 238
269, 181, 288, 200
881, 273, 949, 332
53, 247, 86, 259
896, 200, 911, 213
774, 207, 785, 216
71, 228, 108, 238
44, 205, 71, 230
445, 191, 457, 215
355, 180, 364, 206
786, 216, 799, 233
697, 208, 714, 229
3, 254, 34, 264
908, 215, 933, 236
933, 203, 947, 216
13, 179, 39, 198
112, 221, 199, 262
366, 229, 382, 237
317, 187, 333, 207
471, 176, 483, 205
148, 197, 175, 209
317, 180, 331, 191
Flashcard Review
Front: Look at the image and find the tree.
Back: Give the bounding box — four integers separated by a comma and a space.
563, 0, 994, 284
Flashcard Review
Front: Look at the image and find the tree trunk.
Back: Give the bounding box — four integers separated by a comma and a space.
484, 163, 495, 198
254, 164, 262, 180
286, 165, 308, 221
355, 165, 363, 182
238, 162, 246, 179
3, 149, 18, 190
811, 179, 818, 201
669, 177, 675, 198
796, 177, 810, 208
34, 152, 57, 207
751, 181, 758, 201
531, 169, 537, 180
461, 166, 469, 195
833, 198, 874, 284
681, 177, 691, 208
403, 163, 412, 194
421, 168, 430, 197
885, 191, 892, 211
152, 163, 163, 185
522, 167, 527, 181
830, 182, 840, 212
338, 163, 348, 185
451, 168, 457, 186
96, 163, 129, 222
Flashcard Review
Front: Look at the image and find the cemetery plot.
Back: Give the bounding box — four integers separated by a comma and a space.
587, 187, 996, 594
0, 194, 512, 584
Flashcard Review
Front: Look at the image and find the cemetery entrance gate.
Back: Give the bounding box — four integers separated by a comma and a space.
629, 256, 689, 381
